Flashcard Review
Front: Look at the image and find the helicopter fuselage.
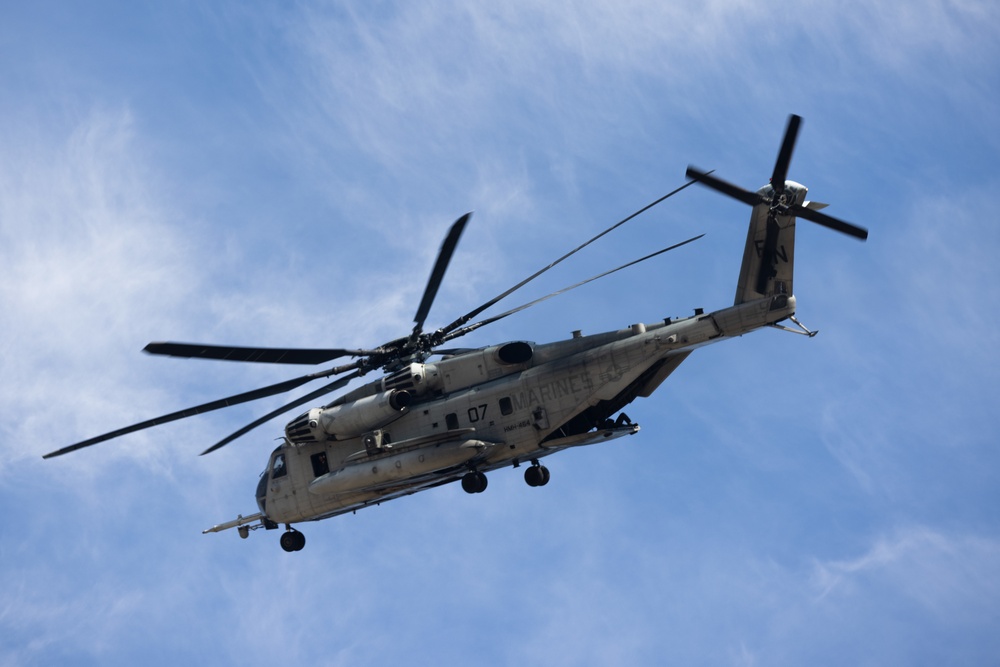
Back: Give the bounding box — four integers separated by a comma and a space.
255, 292, 797, 526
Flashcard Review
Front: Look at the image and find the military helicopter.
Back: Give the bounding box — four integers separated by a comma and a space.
44, 115, 867, 552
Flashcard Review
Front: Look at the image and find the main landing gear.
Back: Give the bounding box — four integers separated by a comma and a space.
280, 525, 306, 552
461, 470, 488, 494
524, 461, 550, 487
461, 461, 551, 494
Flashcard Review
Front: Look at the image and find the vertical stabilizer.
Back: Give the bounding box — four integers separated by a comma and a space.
733, 182, 808, 305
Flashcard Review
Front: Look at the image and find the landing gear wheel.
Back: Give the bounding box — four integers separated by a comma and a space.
525, 464, 550, 487
280, 528, 306, 552
461, 471, 488, 494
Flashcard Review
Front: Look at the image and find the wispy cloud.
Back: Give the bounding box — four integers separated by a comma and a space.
0, 107, 205, 467
811, 526, 1000, 623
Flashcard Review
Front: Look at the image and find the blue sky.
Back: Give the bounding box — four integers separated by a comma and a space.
2, 2, 998, 665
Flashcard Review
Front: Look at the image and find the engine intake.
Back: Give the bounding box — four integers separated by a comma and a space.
286, 389, 411, 445
381, 362, 441, 395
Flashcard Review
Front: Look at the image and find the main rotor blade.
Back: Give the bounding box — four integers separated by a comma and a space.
42, 361, 363, 459
144, 342, 372, 365
442, 234, 704, 342
200, 370, 363, 455
411, 213, 471, 338
438, 178, 706, 338
789, 204, 869, 240
685, 167, 764, 207
771, 114, 802, 193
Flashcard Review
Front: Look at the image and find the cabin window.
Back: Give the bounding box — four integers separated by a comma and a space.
445, 412, 459, 430
311, 452, 329, 478
271, 453, 287, 479
500, 397, 513, 416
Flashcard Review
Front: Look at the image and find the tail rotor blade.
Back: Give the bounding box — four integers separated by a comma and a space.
791, 204, 869, 240
771, 114, 801, 193
685, 167, 763, 207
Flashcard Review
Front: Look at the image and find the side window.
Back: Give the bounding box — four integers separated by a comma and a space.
271, 453, 287, 479
311, 451, 329, 478
499, 397, 513, 416
445, 413, 459, 430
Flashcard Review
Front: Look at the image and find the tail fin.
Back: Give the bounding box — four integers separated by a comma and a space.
733, 182, 825, 305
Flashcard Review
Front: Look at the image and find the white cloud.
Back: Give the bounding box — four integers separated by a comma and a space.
812, 526, 1000, 623
0, 107, 206, 468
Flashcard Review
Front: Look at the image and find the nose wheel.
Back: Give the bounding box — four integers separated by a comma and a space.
279, 526, 306, 552
524, 462, 550, 487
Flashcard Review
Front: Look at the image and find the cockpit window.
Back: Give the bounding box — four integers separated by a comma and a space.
271, 453, 287, 479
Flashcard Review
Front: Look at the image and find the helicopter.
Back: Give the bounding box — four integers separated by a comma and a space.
44, 115, 867, 552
